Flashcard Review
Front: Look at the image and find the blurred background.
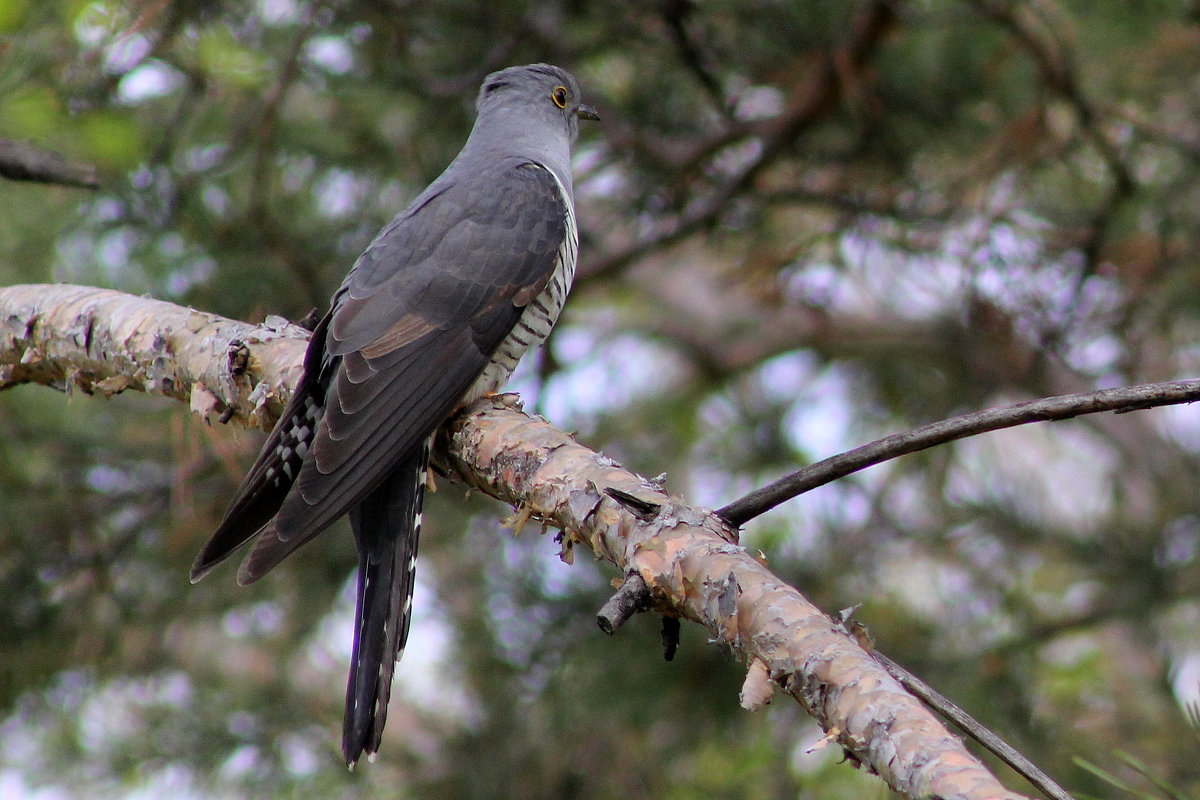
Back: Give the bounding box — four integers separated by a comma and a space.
4, 0, 1200, 797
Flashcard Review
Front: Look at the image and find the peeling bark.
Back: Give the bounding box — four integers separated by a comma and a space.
0, 283, 308, 429
440, 396, 1028, 800
0, 282, 1029, 800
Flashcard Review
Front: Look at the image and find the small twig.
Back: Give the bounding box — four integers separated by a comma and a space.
596, 572, 652, 635
0, 139, 100, 189
875, 652, 1077, 800
295, 308, 321, 332
604, 487, 662, 521
661, 616, 681, 661
717, 379, 1200, 526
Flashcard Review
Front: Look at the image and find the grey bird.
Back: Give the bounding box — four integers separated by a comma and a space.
189, 64, 598, 767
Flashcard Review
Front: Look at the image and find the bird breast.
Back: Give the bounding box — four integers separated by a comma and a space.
467, 165, 578, 401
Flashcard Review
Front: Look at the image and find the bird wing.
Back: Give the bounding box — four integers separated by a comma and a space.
227, 157, 568, 582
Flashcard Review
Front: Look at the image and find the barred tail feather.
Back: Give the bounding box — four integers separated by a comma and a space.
341, 439, 429, 767
190, 386, 325, 583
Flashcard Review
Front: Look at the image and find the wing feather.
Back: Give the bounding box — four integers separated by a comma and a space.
232, 158, 568, 578
189, 315, 334, 582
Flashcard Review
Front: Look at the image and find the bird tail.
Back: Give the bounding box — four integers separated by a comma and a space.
190, 385, 325, 583
191, 312, 334, 584
341, 439, 429, 768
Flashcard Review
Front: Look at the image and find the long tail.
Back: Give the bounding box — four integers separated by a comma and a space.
341, 439, 429, 767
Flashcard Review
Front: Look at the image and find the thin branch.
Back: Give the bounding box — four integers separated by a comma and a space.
440, 395, 1029, 800
968, 0, 1129, 181
967, 0, 1135, 270
875, 652, 1077, 800
581, 0, 899, 282
0, 139, 100, 189
662, 0, 730, 116
248, 2, 320, 215
718, 380, 1200, 526
759, 185, 953, 224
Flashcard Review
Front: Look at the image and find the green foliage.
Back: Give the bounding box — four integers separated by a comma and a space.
1075, 749, 1196, 800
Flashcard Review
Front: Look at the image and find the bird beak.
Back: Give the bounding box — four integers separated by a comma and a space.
575, 104, 600, 122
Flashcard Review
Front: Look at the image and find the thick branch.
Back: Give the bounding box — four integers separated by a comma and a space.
0, 283, 308, 429
0, 282, 1029, 800
439, 399, 1026, 800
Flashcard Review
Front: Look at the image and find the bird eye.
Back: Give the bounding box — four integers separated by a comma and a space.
551, 86, 569, 109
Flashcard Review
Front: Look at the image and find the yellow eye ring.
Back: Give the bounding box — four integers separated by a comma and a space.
551, 86, 569, 109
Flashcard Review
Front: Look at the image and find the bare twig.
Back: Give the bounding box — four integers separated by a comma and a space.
875, 652, 1077, 800
660, 616, 681, 661
717, 380, 1200, 526
596, 571, 652, 635
662, 0, 729, 115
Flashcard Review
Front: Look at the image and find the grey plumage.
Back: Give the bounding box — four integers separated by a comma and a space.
190, 63, 597, 766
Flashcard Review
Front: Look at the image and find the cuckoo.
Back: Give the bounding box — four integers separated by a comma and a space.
190, 64, 598, 767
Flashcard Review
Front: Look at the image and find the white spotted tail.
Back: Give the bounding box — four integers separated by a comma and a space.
342, 438, 429, 765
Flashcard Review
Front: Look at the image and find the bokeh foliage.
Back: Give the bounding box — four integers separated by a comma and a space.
5, 0, 1200, 797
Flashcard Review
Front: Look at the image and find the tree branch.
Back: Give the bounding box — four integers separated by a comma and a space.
0, 283, 308, 428
0, 282, 1032, 800
0, 139, 101, 189
718, 380, 1200, 526
438, 399, 1028, 800
581, 0, 899, 282
875, 653, 1075, 800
